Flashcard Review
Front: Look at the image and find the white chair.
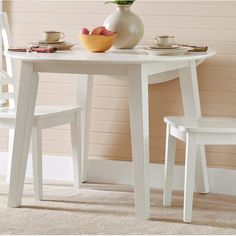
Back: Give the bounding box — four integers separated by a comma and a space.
0, 12, 83, 200
163, 115, 236, 222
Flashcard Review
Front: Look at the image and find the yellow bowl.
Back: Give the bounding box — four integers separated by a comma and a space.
78, 34, 117, 52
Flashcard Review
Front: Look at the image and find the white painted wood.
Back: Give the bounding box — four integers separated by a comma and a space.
1, 12, 15, 109
0, 12, 83, 205
70, 111, 82, 188
127, 64, 150, 220
83, 76, 94, 182
86, 159, 236, 196
0, 67, 13, 82
183, 133, 197, 223
6, 48, 216, 64
8, 64, 38, 207
6, 128, 14, 183
6, 66, 82, 205
34, 62, 129, 76
164, 114, 236, 222
76, 75, 94, 182
170, 126, 186, 142
166, 116, 236, 134
163, 124, 176, 207
143, 61, 189, 76
0, 78, 13, 85
0, 92, 14, 100
37, 112, 76, 129
32, 124, 43, 200
6, 42, 214, 219
148, 70, 178, 84
0, 11, 19, 183
179, 61, 209, 194
179, 62, 201, 118
1, 154, 236, 196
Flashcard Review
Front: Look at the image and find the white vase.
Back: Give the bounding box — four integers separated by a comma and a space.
104, 5, 144, 49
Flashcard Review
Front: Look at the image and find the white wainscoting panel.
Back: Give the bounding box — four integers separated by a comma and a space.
0, 152, 235, 196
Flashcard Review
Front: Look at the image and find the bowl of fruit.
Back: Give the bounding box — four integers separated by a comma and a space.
78, 26, 117, 52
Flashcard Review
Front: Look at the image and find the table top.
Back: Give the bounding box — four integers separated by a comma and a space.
5, 47, 216, 64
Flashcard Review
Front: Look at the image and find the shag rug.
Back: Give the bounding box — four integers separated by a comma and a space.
0, 180, 235, 235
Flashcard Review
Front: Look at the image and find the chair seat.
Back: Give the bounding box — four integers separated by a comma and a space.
164, 116, 236, 133
0, 105, 82, 119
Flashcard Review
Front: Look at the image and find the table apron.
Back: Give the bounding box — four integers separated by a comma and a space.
32, 61, 190, 77
33, 62, 129, 76
142, 61, 189, 76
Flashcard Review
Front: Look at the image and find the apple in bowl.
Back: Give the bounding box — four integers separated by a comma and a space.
80, 27, 90, 35
79, 26, 117, 52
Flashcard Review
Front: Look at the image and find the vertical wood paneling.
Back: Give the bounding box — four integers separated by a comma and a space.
2, 1, 236, 169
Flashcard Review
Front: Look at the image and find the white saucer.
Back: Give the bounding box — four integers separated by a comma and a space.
38, 40, 65, 44
36, 41, 74, 50
150, 45, 180, 49
145, 46, 189, 56
54, 43, 74, 50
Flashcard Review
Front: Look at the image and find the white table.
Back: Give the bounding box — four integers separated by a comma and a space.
5, 48, 215, 219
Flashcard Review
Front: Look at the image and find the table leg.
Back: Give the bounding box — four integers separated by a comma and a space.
76, 75, 94, 182
128, 65, 150, 219
6, 129, 14, 183
179, 61, 209, 194
8, 62, 39, 207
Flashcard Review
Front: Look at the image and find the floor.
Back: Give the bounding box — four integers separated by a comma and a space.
0, 180, 235, 235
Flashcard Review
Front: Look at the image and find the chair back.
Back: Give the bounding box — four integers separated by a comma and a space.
0, 12, 15, 109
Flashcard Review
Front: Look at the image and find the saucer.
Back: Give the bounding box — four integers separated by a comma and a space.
150, 45, 180, 49
39, 42, 74, 50
53, 43, 74, 50
38, 40, 65, 44
145, 46, 189, 56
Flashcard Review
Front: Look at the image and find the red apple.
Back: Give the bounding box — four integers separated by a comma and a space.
91, 26, 106, 35
102, 28, 116, 36
81, 27, 90, 35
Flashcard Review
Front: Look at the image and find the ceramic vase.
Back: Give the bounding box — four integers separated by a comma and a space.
104, 4, 144, 49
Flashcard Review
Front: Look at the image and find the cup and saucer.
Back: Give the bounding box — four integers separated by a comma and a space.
37, 31, 74, 50
145, 35, 188, 55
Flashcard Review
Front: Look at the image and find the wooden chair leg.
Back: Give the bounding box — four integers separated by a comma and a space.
163, 124, 176, 206
76, 74, 94, 183
32, 125, 43, 200
183, 132, 197, 223
179, 62, 209, 194
70, 111, 82, 188
195, 145, 209, 193
6, 129, 15, 183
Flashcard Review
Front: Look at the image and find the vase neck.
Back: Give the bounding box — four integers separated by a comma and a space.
116, 5, 131, 12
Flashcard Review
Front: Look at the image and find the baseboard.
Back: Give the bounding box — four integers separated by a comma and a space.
0, 152, 236, 196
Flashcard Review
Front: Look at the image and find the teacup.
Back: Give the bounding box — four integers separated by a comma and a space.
43, 31, 65, 43
153, 35, 175, 48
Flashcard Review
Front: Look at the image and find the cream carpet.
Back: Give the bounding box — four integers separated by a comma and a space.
0, 180, 235, 235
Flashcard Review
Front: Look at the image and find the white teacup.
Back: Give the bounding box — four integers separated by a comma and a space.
43, 31, 65, 42
153, 35, 175, 48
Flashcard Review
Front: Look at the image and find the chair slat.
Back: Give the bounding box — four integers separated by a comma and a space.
0, 92, 14, 100
0, 67, 12, 80
0, 78, 13, 85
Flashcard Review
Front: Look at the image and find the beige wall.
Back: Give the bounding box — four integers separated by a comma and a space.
3, 1, 236, 169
